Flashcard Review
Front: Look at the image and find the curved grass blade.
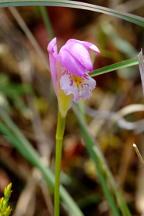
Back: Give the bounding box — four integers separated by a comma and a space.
0, 0, 143, 27
90, 57, 138, 77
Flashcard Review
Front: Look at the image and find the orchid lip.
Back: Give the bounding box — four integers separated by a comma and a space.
60, 72, 96, 103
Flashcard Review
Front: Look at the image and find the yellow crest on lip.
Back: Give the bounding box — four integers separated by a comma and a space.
70, 74, 84, 87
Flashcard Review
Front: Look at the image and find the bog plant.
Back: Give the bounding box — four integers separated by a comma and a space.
0, 183, 12, 216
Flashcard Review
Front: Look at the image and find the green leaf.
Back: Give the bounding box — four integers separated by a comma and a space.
90, 57, 138, 77
0, 0, 144, 26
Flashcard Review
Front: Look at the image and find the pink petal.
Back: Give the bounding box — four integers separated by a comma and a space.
61, 42, 93, 72
66, 39, 100, 54
47, 38, 58, 93
47, 37, 57, 56
58, 48, 86, 76
59, 39, 100, 76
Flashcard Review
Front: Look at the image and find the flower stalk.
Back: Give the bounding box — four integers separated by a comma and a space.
54, 111, 66, 216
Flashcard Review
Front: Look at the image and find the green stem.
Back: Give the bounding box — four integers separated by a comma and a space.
55, 111, 66, 216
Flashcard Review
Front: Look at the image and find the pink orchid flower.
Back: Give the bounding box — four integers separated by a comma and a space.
47, 38, 100, 116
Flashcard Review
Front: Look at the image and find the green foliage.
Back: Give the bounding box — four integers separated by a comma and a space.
0, 183, 12, 216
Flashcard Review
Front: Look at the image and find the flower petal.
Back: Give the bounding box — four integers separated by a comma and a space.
47, 37, 57, 56
47, 38, 58, 93
66, 39, 100, 54
58, 48, 86, 76
64, 42, 93, 72
60, 72, 96, 103
59, 39, 100, 76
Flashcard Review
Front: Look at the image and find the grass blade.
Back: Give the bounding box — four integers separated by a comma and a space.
0, 0, 143, 27
90, 57, 138, 77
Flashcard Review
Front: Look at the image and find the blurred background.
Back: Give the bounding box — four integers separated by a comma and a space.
0, 0, 144, 215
